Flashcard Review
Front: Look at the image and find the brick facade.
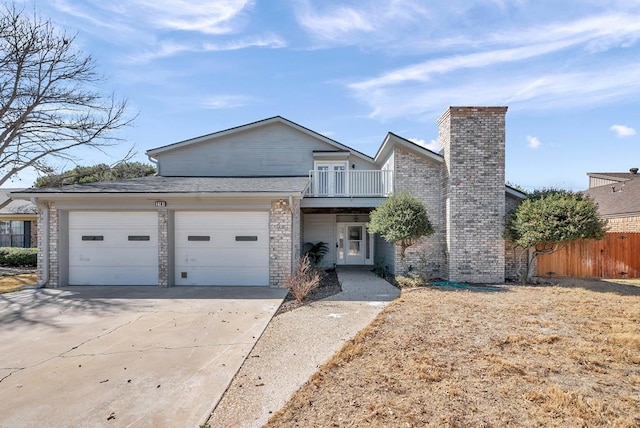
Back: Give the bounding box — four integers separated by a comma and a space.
439, 107, 507, 283
393, 147, 446, 278
605, 216, 640, 232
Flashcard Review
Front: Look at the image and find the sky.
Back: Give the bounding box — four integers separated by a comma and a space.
6, 0, 640, 191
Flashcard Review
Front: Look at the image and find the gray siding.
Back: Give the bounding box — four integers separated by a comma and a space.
374, 234, 396, 274
157, 122, 376, 177
302, 214, 336, 268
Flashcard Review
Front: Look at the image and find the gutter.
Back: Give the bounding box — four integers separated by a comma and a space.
25, 199, 48, 289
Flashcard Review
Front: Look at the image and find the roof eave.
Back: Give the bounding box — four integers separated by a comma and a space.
11, 191, 306, 200
374, 132, 444, 165
146, 116, 375, 163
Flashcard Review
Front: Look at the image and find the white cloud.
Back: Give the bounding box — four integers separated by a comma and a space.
53, 0, 254, 35
344, 9, 640, 118
204, 34, 287, 51
610, 124, 637, 137
125, 41, 194, 63
348, 61, 640, 119
124, 34, 286, 64
105, 0, 253, 35
350, 13, 640, 93
201, 95, 256, 109
294, 0, 429, 43
297, 5, 373, 41
409, 138, 439, 152
349, 40, 580, 92
526, 135, 541, 149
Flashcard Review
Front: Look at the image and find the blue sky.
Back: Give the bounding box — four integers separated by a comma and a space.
8, 0, 640, 190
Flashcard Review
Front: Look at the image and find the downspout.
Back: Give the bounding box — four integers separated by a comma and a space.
26, 199, 48, 289
147, 154, 158, 174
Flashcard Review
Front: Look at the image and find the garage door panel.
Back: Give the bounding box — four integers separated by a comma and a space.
70, 267, 158, 286
175, 267, 268, 286
69, 212, 158, 286
70, 249, 157, 267
177, 248, 268, 267
175, 212, 269, 286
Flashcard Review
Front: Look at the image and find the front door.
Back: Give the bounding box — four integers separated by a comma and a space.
336, 222, 373, 265
346, 225, 365, 264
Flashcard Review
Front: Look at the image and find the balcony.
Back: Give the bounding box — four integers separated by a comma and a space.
306, 169, 393, 197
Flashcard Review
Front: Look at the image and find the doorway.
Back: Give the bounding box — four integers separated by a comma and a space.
336, 223, 373, 265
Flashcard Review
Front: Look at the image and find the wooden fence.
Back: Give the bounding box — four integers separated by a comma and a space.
537, 233, 640, 278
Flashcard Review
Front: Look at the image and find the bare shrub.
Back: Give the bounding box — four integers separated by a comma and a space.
284, 255, 322, 303
395, 272, 428, 288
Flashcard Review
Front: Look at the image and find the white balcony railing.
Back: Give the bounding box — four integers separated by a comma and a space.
306, 169, 393, 197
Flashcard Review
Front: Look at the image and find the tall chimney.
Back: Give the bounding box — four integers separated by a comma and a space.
438, 106, 508, 283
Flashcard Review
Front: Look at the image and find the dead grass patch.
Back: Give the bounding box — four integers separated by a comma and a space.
267, 281, 640, 427
0, 273, 36, 294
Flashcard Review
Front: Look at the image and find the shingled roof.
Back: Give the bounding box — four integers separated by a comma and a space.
583, 173, 640, 216
12, 176, 310, 196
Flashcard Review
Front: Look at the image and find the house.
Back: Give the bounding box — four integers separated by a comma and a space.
583, 169, 640, 232
0, 189, 37, 247
13, 106, 525, 287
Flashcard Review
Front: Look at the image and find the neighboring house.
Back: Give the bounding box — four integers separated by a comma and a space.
13, 106, 525, 288
0, 189, 37, 248
536, 169, 640, 279
583, 169, 640, 232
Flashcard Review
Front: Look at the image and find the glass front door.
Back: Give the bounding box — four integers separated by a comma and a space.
336, 222, 373, 265
346, 225, 365, 264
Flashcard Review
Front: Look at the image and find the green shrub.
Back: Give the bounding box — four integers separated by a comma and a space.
0, 247, 37, 267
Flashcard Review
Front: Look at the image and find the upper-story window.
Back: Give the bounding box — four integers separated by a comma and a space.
314, 161, 348, 196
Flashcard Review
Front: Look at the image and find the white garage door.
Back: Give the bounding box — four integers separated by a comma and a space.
175, 212, 269, 286
69, 212, 158, 285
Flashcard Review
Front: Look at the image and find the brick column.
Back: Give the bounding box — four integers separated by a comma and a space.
269, 199, 293, 287
37, 203, 59, 287
158, 208, 169, 287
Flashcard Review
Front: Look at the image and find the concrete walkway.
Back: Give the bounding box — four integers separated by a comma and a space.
207, 267, 400, 427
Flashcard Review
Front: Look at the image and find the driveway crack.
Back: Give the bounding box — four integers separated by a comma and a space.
0, 315, 144, 384
62, 341, 256, 357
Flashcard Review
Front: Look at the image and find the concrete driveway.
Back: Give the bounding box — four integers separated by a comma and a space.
0, 286, 286, 427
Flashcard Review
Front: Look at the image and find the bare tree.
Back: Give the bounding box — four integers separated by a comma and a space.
0, 4, 133, 187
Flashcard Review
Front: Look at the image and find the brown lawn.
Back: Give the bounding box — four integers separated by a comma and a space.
0, 273, 36, 293
267, 279, 640, 427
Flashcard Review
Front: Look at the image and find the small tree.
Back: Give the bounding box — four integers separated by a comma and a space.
507, 189, 607, 283
368, 192, 434, 273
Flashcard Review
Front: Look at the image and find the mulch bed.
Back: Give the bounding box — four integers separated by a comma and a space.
275, 269, 342, 316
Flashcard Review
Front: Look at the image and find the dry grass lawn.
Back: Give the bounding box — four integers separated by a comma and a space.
267, 279, 640, 427
0, 273, 36, 294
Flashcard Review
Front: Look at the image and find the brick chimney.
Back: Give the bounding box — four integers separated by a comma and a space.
438, 107, 508, 283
